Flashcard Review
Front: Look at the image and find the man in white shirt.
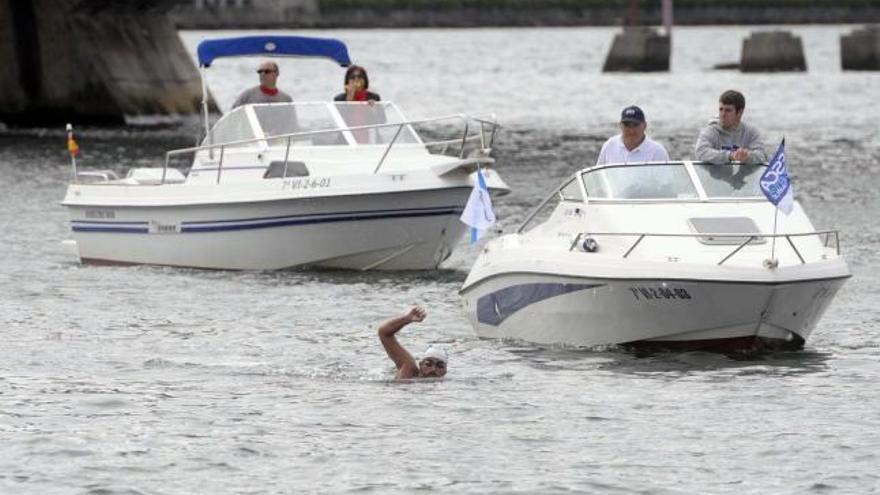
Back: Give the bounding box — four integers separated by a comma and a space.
596, 105, 670, 165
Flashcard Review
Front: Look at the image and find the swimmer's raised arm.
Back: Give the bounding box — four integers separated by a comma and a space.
378, 306, 425, 377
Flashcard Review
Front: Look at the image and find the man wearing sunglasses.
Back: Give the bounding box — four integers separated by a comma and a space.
378, 306, 448, 379
232, 61, 293, 108
596, 105, 670, 165
695, 89, 767, 165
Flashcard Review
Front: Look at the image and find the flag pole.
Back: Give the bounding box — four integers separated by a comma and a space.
770, 206, 779, 261
759, 137, 789, 267
460, 162, 496, 245
471, 163, 482, 244
66, 123, 78, 182
771, 137, 781, 262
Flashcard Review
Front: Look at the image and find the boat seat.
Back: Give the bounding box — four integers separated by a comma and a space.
123, 167, 186, 185
76, 170, 120, 183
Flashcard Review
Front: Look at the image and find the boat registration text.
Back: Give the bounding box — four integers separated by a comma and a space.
629, 286, 692, 301
282, 177, 331, 191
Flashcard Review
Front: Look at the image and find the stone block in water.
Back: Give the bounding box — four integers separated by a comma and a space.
841, 25, 880, 71
740, 31, 807, 72
602, 27, 670, 73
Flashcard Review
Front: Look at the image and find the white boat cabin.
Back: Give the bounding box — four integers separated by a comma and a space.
518, 161, 838, 268
184, 101, 473, 185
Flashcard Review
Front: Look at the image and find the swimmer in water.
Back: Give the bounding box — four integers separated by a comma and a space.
377, 306, 447, 379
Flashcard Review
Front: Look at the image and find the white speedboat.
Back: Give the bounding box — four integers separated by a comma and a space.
62, 36, 509, 270
460, 161, 850, 352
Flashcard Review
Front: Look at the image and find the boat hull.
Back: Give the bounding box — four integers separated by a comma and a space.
67, 188, 470, 270
461, 271, 849, 352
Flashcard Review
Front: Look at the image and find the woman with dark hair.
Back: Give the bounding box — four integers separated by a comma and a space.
333, 65, 383, 144
333, 65, 381, 103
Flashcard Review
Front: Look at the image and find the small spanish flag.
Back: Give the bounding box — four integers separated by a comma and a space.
67, 133, 80, 156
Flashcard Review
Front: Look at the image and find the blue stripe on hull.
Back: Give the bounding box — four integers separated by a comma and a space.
70, 206, 463, 234
476, 283, 605, 326
69, 220, 150, 234
73, 226, 150, 233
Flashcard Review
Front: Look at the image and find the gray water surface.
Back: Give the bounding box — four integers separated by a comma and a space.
2, 26, 879, 494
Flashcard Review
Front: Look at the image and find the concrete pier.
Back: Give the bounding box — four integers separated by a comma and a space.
0, 0, 206, 126
740, 31, 807, 72
841, 25, 880, 71
602, 27, 670, 72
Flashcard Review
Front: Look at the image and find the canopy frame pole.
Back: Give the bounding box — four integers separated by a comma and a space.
283, 136, 292, 178
200, 65, 213, 160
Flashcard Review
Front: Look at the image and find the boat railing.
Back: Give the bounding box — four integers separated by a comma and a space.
148, 113, 498, 185
567, 231, 842, 266
67, 112, 497, 185
517, 178, 572, 233
419, 115, 499, 156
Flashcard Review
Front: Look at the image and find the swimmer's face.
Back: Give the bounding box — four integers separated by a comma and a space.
419, 358, 447, 378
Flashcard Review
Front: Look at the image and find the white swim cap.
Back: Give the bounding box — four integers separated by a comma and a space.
421, 345, 448, 364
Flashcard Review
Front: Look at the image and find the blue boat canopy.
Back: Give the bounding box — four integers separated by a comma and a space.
197, 35, 351, 67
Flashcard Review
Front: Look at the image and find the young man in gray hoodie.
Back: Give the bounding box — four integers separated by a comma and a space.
695, 90, 767, 165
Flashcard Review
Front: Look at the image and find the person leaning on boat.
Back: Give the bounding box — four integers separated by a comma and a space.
334, 65, 383, 143
596, 105, 670, 165
378, 306, 448, 380
232, 61, 293, 108
695, 89, 767, 165
333, 65, 381, 103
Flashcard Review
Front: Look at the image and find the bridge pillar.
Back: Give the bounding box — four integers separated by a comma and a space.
740, 31, 807, 72
0, 0, 207, 126
602, 27, 670, 72
841, 25, 880, 70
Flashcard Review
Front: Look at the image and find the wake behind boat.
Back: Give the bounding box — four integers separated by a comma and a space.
460, 161, 850, 353
61, 36, 509, 270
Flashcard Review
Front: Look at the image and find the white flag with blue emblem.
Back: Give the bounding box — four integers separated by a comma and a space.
759, 138, 794, 215
460, 169, 496, 243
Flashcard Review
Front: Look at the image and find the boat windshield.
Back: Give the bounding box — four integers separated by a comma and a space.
692, 163, 765, 198
581, 163, 699, 200
254, 103, 344, 145
203, 102, 421, 148
205, 106, 256, 147
333, 102, 420, 145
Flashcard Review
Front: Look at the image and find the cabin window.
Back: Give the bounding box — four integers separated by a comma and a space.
693, 163, 764, 198
559, 177, 583, 201
688, 217, 766, 245
263, 161, 309, 178
583, 164, 698, 200
334, 102, 419, 145
253, 104, 299, 139
254, 103, 345, 146
204, 107, 255, 147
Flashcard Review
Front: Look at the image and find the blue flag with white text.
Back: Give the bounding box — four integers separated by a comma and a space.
460, 169, 496, 243
759, 139, 794, 215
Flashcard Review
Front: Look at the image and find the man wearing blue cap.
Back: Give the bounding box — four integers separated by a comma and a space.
596, 105, 670, 165
378, 306, 448, 379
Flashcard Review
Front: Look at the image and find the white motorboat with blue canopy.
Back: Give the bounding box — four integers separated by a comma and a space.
62, 35, 509, 270
460, 161, 850, 353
